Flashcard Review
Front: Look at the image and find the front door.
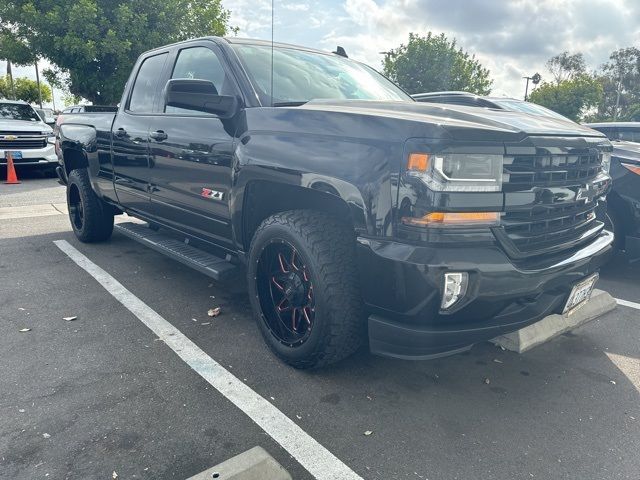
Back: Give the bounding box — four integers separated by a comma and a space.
112, 51, 169, 215
147, 43, 237, 248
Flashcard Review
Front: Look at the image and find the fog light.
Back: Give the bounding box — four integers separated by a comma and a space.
441, 272, 468, 310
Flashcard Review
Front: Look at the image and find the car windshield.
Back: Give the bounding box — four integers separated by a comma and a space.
231, 44, 412, 105
0, 102, 41, 121
491, 99, 570, 121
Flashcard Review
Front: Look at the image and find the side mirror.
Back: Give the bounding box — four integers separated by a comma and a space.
164, 78, 238, 117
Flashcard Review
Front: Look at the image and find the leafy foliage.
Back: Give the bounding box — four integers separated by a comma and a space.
595, 47, 640, 121
528, 74, 602, 122
0, 75, 51, 103
383, 32, 492, 95
546, 52, 586, 84
0, 0, 235, 104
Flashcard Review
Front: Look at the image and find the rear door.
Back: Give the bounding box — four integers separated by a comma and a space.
112, 51, 169, 214
147, 42, 238, 247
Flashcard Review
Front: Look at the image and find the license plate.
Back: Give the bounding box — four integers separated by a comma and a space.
4, 151, 22, 159
563, 273, 598, 315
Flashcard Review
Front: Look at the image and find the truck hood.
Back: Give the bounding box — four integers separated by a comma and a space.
303, 100, 604, 139
0, 119, 52, 134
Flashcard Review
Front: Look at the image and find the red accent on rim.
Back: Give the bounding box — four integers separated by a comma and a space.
278, 252, 288, 273
271, 276, 285, 291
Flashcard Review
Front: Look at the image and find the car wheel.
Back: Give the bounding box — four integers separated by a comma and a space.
67, 168, 114, 242
247, 210, 365, 368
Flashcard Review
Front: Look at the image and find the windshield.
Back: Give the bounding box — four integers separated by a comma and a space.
491, 99, 570, 121
231, 44, 412, 105
0, 102, 42, 121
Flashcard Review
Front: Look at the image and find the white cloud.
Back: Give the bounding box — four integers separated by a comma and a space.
5, 0, 637, 106
227, 0, 639, 98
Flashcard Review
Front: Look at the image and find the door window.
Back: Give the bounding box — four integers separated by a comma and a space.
618, 128, 640, 143
166, 47, 229, 115
128, 53, 168, 113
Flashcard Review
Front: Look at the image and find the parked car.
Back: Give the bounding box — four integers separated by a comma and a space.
0, 99, 57, 174
413, 91, 571, 121
584, 122, 640, 257
35, 107, 56, 126
61, 105, 118, 114
584, 122, 640, 143
57, 37, 613, 368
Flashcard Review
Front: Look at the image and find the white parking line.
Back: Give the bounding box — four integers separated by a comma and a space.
53, 240, 361, 480
615, 298, 640, 311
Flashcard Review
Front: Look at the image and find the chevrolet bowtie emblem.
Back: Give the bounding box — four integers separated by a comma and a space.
3, 135, 18, 140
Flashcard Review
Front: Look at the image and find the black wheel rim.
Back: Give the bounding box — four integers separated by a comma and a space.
68, 184, 84, 231
256, 240, 315, 347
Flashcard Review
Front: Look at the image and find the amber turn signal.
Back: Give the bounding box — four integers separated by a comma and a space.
407, 153, 429, 172
402, 211, 500, 226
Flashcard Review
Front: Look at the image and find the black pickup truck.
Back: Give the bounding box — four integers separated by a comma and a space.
57, 37, 614, 368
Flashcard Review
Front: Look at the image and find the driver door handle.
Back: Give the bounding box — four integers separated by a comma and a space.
150, 130, 168, 141
114, 127, 127, 138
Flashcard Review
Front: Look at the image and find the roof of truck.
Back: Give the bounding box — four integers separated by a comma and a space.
0, 99, 29, 104
139, 36, 343, 59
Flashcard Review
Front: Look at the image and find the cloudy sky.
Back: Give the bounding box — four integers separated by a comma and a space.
5, 0, 639, 107
226, 0, 640, 97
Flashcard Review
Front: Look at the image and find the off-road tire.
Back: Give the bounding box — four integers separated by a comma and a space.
67, 168, 114, 242
247, 210, 365, 368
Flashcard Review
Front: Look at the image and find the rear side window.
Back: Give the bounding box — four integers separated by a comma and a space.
166, 47, 229, 115
593, 127, 615, 139
618, 128, 640, 142
128, 53, 168, 113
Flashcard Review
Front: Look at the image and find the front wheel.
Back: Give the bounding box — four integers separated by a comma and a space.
67, 168, 114, 242
247, 210, 365, 369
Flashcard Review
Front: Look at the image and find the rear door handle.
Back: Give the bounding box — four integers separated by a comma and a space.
114, 128, 127, 138
149, 130, 168, 141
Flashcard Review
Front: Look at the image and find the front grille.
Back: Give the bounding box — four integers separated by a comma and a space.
501, 202, 598, 254
0, 130, 42, 135
500, 150, 602, 257
503, 152, 600, 191
0, 138, 47, 149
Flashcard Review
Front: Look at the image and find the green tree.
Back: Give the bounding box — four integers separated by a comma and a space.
596, 47, 640, 121
0, 75, 51, 103
528, 74, 603, 122
382, 32, 492, 95
546, 51, 586, 84
0, 0, 235, 104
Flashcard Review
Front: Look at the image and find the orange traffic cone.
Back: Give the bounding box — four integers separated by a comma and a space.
4, 152, 20, 184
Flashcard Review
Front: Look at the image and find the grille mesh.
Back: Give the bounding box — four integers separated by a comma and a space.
501, 151, 601, 256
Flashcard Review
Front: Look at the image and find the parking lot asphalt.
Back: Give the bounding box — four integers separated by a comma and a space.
1, 177, 639, 480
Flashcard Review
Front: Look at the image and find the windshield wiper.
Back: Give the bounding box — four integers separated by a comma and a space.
271, 101, 308, 107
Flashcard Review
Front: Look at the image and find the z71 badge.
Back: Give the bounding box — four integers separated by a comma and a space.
201, 188, 224, 201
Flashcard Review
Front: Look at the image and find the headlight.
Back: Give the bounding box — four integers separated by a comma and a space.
407, 153, 503, 192
600, 152, 611, 174
47, 133, 56, 145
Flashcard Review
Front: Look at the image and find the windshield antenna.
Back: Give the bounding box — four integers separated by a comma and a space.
271, 0, 274, 107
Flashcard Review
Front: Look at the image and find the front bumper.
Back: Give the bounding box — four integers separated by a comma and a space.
357, 230, 614, 360
1, 145, 57, 166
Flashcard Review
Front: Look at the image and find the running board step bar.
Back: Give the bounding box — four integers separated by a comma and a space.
114, 222, 238, 281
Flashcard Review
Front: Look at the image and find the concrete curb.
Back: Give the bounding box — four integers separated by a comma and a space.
490, 289, 617, 353
186, 446, 292, 480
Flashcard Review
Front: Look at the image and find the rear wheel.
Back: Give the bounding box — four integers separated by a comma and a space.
247, 210, 364, 368
67, 168, 114, 242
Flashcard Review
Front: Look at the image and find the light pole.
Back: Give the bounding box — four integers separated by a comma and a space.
523, 73, 541, 101
35, 59, 43, 109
